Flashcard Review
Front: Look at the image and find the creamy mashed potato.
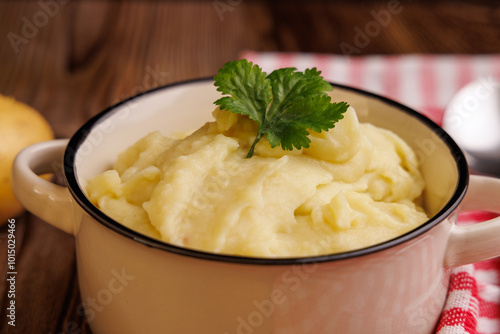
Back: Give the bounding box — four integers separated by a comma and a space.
86, 106, 428, 257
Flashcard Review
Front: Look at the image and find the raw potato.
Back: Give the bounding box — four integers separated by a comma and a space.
0, 95, 54, 224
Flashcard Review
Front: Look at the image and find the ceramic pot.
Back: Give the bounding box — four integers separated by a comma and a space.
12, 79, 500, 334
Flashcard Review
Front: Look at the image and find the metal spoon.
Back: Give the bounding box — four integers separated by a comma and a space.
442, 77, 500, 177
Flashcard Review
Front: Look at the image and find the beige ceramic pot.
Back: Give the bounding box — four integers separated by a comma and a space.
11, 79, 500, 334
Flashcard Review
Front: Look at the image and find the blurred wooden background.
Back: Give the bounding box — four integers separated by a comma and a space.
0, 0, 499, 332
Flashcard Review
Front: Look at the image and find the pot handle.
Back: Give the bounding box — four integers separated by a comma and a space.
444, 174, 500, 267
11, 139, 75, 235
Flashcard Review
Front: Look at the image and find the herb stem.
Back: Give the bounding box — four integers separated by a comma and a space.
246, 132, 264, 158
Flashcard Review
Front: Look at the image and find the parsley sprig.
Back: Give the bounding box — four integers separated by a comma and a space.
214, 59, 349, 158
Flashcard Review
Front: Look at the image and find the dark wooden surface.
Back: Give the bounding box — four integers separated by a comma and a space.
0, 1, 499, 333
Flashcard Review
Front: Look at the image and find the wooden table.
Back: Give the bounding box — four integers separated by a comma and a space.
0, 1, 499, 332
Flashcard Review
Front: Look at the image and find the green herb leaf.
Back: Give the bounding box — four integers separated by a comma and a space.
214, 59, 349, 158
214, 59, 271, 126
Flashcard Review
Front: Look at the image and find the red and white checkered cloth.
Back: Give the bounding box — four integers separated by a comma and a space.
240, 51, 500, 334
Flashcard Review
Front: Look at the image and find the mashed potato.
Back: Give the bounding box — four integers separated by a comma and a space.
86, 106, 428, 257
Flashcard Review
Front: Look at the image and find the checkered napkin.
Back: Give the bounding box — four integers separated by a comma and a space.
240, 51, 500, 334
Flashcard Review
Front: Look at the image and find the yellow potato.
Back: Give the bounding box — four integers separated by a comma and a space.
0, 95, 54, 224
